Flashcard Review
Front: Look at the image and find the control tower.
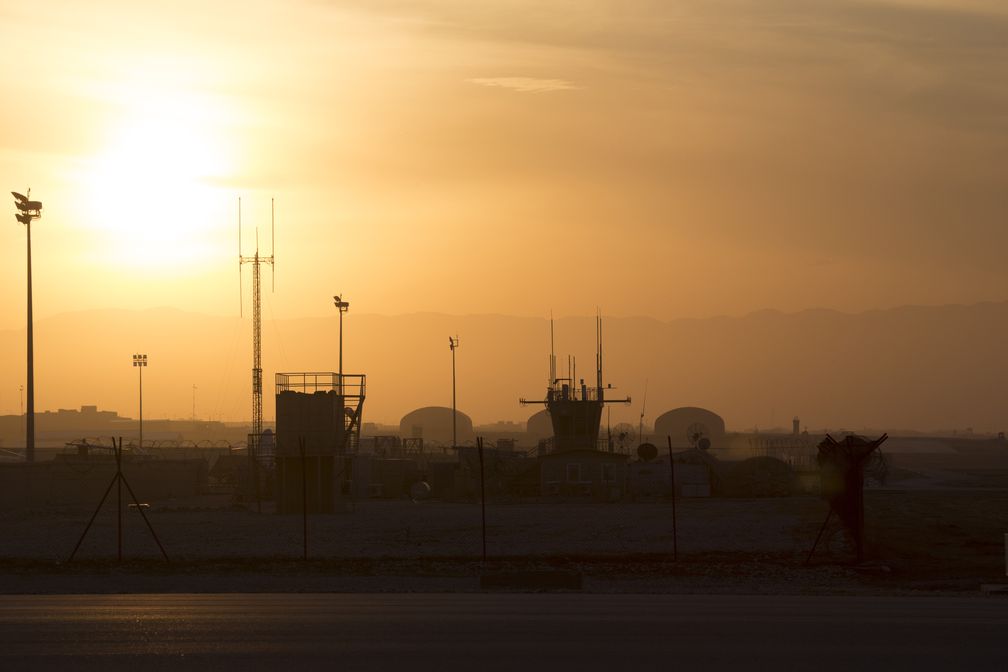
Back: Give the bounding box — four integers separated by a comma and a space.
521, 315, 630, 453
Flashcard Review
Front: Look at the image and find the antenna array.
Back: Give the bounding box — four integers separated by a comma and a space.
238, 198, 276, 454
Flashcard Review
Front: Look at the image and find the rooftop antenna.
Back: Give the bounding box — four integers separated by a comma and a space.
596, 310, 603, 400
639, 378, 649, 446
238, 196, 275, 500
549, 312, 556, 389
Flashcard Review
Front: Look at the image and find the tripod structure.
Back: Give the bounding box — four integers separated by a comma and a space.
68, 437, 169, 563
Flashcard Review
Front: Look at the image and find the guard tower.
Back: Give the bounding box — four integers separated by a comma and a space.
274, 372, 366, 513
521, 315, 630, 453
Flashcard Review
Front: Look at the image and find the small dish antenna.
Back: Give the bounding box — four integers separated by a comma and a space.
637, 442, 658, 461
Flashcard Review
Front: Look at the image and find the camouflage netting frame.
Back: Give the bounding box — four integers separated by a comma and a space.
812, 433, 888, 563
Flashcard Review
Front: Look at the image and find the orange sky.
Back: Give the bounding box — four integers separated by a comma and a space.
1, 1, 1007, 426
2, 0, 1007, 327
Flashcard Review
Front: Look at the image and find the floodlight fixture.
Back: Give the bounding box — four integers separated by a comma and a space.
133, 353, 148, 449
333, 295, 349, 394
12, 192, 42, 218
13, 188, 42, 462
449, 335, 460, 448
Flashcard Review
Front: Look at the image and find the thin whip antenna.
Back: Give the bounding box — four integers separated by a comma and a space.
639, 378, 649, 444
550, 312, 555, 386
238, 197, 243, 317
596, 309, 603, 394
271, 197, 275, 292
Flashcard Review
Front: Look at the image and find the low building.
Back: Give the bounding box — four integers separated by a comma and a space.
627, 449, 715, 498
540, 449, 627, 498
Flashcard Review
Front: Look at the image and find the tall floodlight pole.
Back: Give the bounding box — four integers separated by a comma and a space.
449, 336, 459, 448
133, 354, 147, 449
333, 295, 349, 395
12, 190, 42, 462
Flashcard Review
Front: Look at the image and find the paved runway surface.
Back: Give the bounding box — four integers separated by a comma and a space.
1, 593, 1005, 670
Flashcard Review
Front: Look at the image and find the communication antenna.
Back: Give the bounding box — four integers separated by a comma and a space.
549, 312, 556, 387
238, 197, 276, 476
596, 310, 603, 400
613, 422, 636, 454
638, 378, 649, 446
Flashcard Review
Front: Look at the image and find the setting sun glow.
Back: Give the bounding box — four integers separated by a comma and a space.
79, 84, 234, 268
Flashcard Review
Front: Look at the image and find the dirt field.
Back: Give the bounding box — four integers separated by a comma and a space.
1, 476, 1005, 594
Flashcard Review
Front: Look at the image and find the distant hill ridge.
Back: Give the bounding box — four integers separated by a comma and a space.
0, 300, 1006, 433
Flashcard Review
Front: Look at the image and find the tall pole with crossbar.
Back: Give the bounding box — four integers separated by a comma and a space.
12, 190, 42, 463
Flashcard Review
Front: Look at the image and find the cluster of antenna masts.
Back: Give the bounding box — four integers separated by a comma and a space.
548, 313, 606, 401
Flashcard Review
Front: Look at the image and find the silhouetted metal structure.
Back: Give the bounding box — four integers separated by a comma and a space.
333, 295, 349, 394
133, 354, 147, 450
520, 315, 630, 453
238, 198, 275, 502
449, 335, 459, 448
274, 372, 366, 513
67, 437, 169, 563
12, 190, 41, 462
807, 432, 888, 564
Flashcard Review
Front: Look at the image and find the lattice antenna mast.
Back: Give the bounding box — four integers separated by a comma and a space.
596, 310, 603, 401
549, 312, 556, 390
238, 197, 275, 441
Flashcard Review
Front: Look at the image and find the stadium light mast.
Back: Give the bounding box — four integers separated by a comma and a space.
449, 335, 459, 448
133, 354, 147, 450
12, 190, 42, 462
333, 295, 349, 395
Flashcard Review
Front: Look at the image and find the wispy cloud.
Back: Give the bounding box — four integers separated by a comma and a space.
468, 77, 577, 93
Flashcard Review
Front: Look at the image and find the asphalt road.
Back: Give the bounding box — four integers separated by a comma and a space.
0, 593, 1005, 671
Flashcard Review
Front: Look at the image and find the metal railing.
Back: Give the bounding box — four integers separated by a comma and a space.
275, 372, 366, 398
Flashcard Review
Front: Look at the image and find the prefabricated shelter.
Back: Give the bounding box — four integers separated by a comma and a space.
654, 407, 726, 451
274, 372, 365, 513
526, 410, 553, 440
399, 406, 475, 446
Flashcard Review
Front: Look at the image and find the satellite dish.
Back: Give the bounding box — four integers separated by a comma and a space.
686, 422, 709, 449
409, 480, 431, 502
637, 442, 658, 461
612, 422, 636, 454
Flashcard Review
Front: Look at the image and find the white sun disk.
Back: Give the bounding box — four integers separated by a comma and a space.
85, 104, 232, 267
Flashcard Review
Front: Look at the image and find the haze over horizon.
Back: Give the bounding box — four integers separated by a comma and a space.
1, 301, 1006, 435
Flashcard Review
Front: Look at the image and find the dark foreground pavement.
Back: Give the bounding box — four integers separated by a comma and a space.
1, 593, 1005, 671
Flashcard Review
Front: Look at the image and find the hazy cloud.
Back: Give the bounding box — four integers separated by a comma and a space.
468, 77, 577, 93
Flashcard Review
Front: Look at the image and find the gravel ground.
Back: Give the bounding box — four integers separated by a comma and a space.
0, 496, 823, 561
1, 492, 1004, 595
